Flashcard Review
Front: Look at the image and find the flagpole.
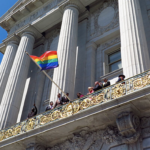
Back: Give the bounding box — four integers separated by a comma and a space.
25, 51, 72, 102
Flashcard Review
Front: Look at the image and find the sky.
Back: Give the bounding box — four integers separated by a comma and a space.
0, 0, 18, 64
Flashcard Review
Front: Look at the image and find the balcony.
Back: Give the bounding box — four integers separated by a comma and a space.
1, 70, 150, 149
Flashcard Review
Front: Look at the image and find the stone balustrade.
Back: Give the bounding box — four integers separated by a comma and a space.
0, 69, 150, 142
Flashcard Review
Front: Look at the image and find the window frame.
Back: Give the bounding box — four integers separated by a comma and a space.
108, 50, 122, 73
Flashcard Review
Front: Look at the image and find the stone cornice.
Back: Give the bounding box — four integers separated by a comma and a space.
0, 0, 50, 32
3, 34, 20, 45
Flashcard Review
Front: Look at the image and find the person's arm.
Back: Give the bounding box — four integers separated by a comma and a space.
34, 104, 37, 115
93, 86, 97, 91
60, 97, 63, 105
104, 81, 110, 87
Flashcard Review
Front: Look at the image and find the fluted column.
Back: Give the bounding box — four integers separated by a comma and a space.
50, 4, 79, 101
84, 42, 97, 93
119, 0, 150, 78
0, 41, 18, 104
0, 32, 35, 129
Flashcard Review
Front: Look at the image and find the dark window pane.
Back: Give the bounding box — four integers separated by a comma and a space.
109, 61, 122, 72
109, 51, 121, 64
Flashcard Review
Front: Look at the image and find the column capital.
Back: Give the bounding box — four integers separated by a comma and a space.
22, 31, 35, 39
3, 34, 20, 46
59, 0, 86, 13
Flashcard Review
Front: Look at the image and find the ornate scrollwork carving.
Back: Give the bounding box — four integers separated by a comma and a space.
102, 126, 121, 144
87, 0, 119, 41
112, 84, 125, 99
40, 114, 52, 125
12, 125, 22, 136
116, 112, 141, 144
80, 98, 91, 110
25, 118, 35, 131
0, 131, 6, 141
133, 72, 150, 90
72, 101, 80, 114
51, 110, 61, 121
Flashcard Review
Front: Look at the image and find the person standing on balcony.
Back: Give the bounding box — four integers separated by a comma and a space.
45, 101, 54, 111
54, 93, 62, 108
87, 87, 94, 95
60, 93, 70, 105
77, 92, 84, 98
103, 78, 111, 88
27, 103, 37, 119
93, 81, 103, 92
116, 75, 125, 83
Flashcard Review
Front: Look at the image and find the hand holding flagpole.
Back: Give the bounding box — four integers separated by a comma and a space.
25, 51, 71, 102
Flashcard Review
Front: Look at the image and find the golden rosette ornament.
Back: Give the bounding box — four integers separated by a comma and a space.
25, 118, 35, 131
112, 84, 125, 99
40, 113, 52, 125
72, 101, 80, 114
51, 110, 61, 120
80, 98, 91, 110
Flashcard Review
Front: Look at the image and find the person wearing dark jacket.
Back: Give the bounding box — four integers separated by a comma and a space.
103, 78, 111, 88
28, 104, 37, 119
116, 75, 125, 83
45, 101, 54, 111
60, 93, 69, 105
93, 81, 103, 92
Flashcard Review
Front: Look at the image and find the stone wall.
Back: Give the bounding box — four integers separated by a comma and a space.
46, 112, 150, 150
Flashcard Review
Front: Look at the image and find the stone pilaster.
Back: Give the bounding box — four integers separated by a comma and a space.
0, 32, 35, 129
84, 42, 97, 93
50, 4, 79, 101
119, 0, 150, 78
0, 41, 19, 104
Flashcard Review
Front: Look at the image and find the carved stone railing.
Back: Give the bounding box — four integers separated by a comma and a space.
1, 70, 150, 142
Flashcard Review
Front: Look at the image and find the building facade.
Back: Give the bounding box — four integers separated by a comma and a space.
0, 0, 150, 149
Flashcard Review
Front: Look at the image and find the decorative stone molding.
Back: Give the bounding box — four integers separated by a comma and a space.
98, 36, 120, 51
3, 34, 20, 45
6, 0, 64, 34
26, 143, 45, 150
47, 130, 103, 150
141, 117, 150, 128
116, 112, 141, 144
87, 0, 119, 41
102, 125, 121, 144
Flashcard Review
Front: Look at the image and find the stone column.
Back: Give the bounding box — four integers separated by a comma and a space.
50, 4, 79, 101
84, 42, 97, 93
0, 41, 19, 104
0, 32, 35, 129
119, 0, 150, 78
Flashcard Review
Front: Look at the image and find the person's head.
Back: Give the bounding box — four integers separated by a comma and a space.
58, 93, 61, 98
50, 101, 53, 106
103, 78, 108, 82
95, 81, 99, 85
88, 87, 93, 92
66, 93, 69, 96
119, 75, 125, 80
77, 92, 81, 98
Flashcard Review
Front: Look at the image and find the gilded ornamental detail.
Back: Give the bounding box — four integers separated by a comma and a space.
0, 71, 150, 142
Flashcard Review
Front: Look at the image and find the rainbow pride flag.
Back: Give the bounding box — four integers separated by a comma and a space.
30, 51, 59, 70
